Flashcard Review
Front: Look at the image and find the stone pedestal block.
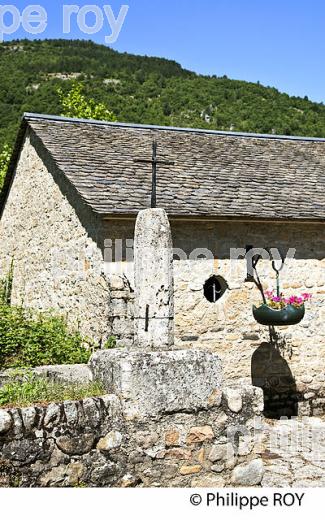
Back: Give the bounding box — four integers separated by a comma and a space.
90, 349, 222, 418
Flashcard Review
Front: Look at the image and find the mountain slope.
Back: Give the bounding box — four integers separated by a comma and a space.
1, 38, 325, 149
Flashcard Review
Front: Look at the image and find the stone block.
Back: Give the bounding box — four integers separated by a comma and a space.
208, 443, 234, 462
89, 349, 222, 418
179, 465, 201, 475
186, 426, 214, 444
231, 459, 264, 486
0, 410, 12, 433
34, 364, 93, 384
191, 475, 225, 487
97, 431, 123, 452
165, 430, 180, 446
56, 433, 95, 455
164, 448, 192, 460
223, 388, 243, 413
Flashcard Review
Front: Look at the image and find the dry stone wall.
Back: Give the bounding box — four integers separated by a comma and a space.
0, 384, 267, 488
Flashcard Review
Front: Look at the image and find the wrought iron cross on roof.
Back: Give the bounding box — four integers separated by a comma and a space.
134, 140, 175, 208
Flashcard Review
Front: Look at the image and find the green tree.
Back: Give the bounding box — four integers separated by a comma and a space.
57, 82, 116, 121
0, 144, 12, 191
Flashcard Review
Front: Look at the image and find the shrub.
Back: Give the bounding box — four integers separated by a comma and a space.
0, 260, 13, 306
0, 305, 93, 369
0, 370, 104, 407
0, 144, 11, 192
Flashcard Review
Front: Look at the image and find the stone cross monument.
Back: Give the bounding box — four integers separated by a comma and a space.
90, 207, 222, 419
133, 208, 174, 350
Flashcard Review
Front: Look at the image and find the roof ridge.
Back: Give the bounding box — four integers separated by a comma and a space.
23, 112, 325, 143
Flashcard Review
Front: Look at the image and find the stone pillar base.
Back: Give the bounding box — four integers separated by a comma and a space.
89, 349, 222, 419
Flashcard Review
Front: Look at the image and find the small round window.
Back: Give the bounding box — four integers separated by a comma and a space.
204, 275, 228, 303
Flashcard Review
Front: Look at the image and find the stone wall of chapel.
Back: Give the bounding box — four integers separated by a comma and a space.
172, 220, 325, 415
0, 135, 110, 343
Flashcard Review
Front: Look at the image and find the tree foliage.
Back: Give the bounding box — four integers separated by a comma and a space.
57, 82, 116, 121
0, 38, 325, 154
0, 144, 12, 191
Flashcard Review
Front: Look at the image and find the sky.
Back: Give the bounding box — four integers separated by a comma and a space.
4, 0, 325, 103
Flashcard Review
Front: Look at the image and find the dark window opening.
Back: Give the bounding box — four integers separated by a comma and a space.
203, 275, 227, 303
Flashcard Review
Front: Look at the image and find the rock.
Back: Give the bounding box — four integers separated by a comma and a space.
301, 375, 313, 384
253, 387, 264, 412
164, 464, 179, 479
35, 364, 92, 384
109, 274, 126, 291
196, 448, 205, 465
208, 388, 223, 407
211, 463, 225, 473
43, 403, 61, 428
208, 443, 234, 462
49, 447, 68, 466
242, 333, 260, 341
40, 466, 66, 486
231, 459, 264, 486
0, 410, 12, 433
179, 465, 202, 476
9, 409, 23, 436
165, 430, 180, 446
2, 439, 43, 464
97, 431, 123, 452
164, 448, 191, 460
262, 474, 292, 487
223, 388, 243, 413
63, 401, 79, 426
214, 412, 229, 431
187, 426, 214, 444
144, 446, 165, 459
90, 454, 117, 484
56, 434, 95, 455
136, 432, 159, 449
21, 407, 37, 431
119, 474, 139, 488
82, 398, 101, 427
66, 462, 85, 486
191, 475, 225, 487
238, 436, 253, 456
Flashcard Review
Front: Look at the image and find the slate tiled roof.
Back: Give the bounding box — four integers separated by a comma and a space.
5, 114, 325, 221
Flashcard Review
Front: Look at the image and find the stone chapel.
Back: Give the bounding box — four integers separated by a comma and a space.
0, 113, 324, 418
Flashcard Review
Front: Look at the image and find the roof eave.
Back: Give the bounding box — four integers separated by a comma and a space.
100, 212, 325, 224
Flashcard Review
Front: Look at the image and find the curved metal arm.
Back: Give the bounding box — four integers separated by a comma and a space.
271, 255, 285, 297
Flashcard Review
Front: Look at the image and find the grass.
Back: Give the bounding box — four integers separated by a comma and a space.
0, 371, 105, 408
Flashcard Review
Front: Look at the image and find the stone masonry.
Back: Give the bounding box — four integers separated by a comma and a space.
0, 382, 266, 488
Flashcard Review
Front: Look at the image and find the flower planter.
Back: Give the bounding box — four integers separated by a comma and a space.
253, 304, 305, 326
